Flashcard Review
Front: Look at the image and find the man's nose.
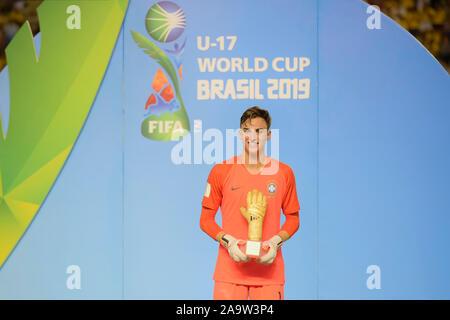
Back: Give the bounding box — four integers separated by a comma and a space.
248, 132, 257, 140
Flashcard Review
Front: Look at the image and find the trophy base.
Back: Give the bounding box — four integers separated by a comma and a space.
246, 241, 261, 257
239, 241, 269, 259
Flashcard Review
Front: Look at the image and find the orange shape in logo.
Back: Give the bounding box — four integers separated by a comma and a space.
145, 93, 156, 110
161, 84, 174, 102
152, 68, 168, 92
178, 65, 183, 85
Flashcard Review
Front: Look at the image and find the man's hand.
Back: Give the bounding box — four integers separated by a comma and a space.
221, 234, 249, 263
257, 235, 283, 265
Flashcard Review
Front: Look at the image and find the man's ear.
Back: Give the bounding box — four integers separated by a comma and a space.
238, 128, 244, 141
267, 130, 271, 141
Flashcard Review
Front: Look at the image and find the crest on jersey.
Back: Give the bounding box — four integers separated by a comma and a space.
267, 182, 277, 194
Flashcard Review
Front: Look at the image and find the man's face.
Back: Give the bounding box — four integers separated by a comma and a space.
239, 117, 271, 159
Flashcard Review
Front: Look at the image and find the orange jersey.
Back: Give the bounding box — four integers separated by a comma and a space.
201, 155, 300, 285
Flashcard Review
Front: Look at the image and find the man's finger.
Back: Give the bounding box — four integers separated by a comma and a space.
236, 246, 248, 261
257, 252, 270, 264
262, 259, 274, 266
259, 248, 275, 264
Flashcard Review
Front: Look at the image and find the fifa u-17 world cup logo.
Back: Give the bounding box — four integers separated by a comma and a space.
131, 1, 190, 141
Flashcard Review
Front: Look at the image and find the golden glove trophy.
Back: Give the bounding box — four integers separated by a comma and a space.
240, 189, 267, 258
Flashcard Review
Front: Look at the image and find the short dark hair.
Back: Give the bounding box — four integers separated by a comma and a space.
240, 106, 271, 129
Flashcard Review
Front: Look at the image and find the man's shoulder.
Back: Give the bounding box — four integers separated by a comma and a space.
209, 156, 239, 178
221, 155, 240, 165
215, 156, 240, 168
278, 160, 293, 172
270, 158, 294, 177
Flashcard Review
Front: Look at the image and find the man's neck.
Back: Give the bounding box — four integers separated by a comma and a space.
242, 152, 267, 168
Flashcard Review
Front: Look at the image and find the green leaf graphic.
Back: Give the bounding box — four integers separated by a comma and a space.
0, 0, 129, 268
131, 30, 190, 141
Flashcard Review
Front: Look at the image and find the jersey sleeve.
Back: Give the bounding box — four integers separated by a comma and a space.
282, 166, 301, 215
200, 206, 223, 240
201, 164, 223, 211
280, 211, 299, 238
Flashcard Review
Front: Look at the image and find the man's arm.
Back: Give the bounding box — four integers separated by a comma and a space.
279, 165, 301, 243
259, 165, 300, 265
200, 205, 249, 262
278, 211, 300, 242
258, 212, 299, 265
199, 205, 223, 242
200, 163, 249, 262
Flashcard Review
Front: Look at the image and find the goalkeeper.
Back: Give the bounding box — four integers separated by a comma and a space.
200, 106, 300, 300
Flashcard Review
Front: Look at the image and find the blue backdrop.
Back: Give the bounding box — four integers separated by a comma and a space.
0, 0, 448, 299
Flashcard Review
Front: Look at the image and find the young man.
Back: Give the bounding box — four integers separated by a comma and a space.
200, 106, 300, 300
